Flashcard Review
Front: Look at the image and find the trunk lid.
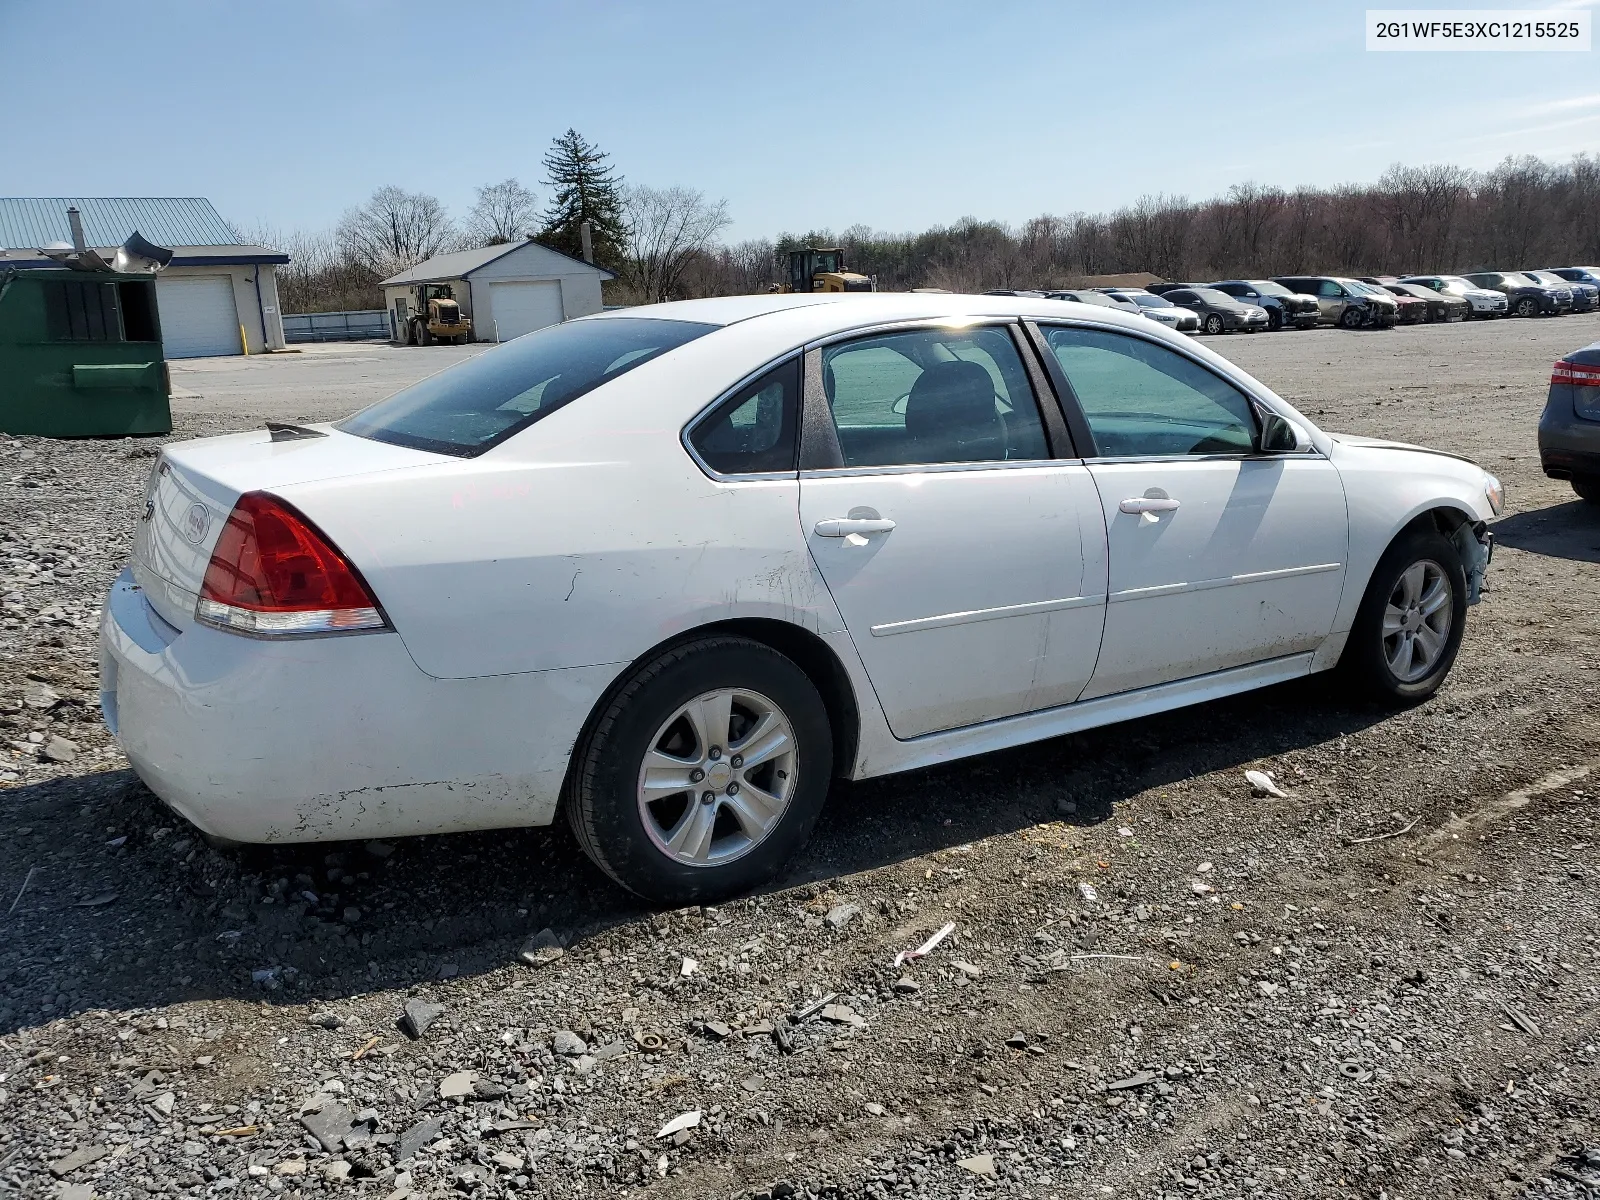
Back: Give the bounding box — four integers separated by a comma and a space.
132, 426, 444, 629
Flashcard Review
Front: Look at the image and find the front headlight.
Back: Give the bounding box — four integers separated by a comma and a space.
1484, 473, 1505, 516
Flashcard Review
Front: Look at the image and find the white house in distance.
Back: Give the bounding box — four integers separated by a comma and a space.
381, 239, 615, 345
0, 197, 287, 358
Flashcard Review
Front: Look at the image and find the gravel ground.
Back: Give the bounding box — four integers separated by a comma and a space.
2, 318, 1597, 1200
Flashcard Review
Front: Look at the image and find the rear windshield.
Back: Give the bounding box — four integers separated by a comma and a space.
340, 317, 716, 456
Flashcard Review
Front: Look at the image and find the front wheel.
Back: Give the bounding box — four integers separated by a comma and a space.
1203, 314, 1224, 335
1339, 306, 1364, 330
565, 636, 833, 904
1267, 309, 1283, 332
1515, 297, 1537, 317
1340, 528, 1468, 704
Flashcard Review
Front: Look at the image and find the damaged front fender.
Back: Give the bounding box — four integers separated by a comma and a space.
1453, 520, 1493, 606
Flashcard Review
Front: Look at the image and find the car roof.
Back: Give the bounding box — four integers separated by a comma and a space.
575, 291, 1162, 335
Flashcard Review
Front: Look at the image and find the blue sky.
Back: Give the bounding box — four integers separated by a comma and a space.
4, 1, 1598, 243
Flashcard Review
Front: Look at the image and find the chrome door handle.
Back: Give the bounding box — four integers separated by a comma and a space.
814, 517, 897, 537
1118, 497, 1180, 514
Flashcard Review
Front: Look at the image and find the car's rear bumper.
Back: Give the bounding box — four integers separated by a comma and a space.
100, 568, 613, 843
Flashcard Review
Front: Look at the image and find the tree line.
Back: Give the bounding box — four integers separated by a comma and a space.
253, 129, 730, 314
257, 144, 1600, 314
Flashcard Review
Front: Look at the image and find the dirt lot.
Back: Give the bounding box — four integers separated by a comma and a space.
2, 317, 1597, 1200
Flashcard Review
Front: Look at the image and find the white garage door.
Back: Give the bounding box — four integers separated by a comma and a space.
488, 280, 564, 341
156, 275, 242, 358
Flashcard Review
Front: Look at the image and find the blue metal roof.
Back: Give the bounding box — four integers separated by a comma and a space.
0, 197, 243, 250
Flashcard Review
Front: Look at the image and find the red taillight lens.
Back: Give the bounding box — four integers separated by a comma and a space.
197, 492, 385, 635
1552, 360, 1600, 387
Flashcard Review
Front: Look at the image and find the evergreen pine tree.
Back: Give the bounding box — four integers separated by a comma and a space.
539, 129, 627, 269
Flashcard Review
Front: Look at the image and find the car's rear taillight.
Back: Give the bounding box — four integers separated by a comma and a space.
197, 492, 386, 636
1552, 360, 1600, 387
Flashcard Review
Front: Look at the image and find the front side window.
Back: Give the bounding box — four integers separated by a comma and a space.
341, 317, 715, 456
1317, 280, 1344, 297
1041, 326, 1257, 458
689, 359, 800, 475
820, 326, 1049, 468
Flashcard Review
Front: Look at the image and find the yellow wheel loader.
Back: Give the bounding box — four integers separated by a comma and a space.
407, 285, 472, 346
775, 247, 875, 293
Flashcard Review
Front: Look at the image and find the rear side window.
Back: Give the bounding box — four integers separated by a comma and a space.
340, 317, 716, 456
820, 326, 1049, 468
689, 359, 800, 475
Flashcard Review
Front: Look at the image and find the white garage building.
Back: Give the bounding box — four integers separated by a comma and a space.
0, 197, 288, 358
382, 239, 614, 345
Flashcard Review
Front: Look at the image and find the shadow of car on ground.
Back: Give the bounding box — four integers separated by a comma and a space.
1492, 500, 1600, 564
0, 674, 1393, 1037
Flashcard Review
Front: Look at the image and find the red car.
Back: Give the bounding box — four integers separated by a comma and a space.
1357, 279, 1427, 323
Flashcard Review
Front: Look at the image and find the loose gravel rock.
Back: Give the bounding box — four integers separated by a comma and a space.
1, 324, 1598, 1198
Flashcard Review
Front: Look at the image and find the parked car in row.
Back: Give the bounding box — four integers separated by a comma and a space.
1462, 271, 1572, 317
1207, 280, 1321, 330
1539, 339, 1600, 503
1096, 289, 1201, 333
1151, 286, 1270, 334
1399, 275, 1509, 319
1272, 276, 1396, 329
1525, 269, 1597, 313
1379, 282, 1468, 323
1547, 266, 1600, 289
101, 292, 1502, 902
1044, 289, 1141, 317
1354, 280, 1428, 324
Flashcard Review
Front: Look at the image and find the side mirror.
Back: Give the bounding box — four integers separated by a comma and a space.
1257, 410, 1307, 454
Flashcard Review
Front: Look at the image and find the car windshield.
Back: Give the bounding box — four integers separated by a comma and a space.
1528, 271, 1564, 285
1191, 288, 1234, 304
1246, 281, 1293, 297
1070, 292, 1121, 307
340, 318, 717, 456
1130, 293, 1174, 308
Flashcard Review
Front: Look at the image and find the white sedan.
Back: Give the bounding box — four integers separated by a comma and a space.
102, 294, 1501, 903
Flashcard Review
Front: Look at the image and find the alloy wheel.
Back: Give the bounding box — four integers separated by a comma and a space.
636, 688, 798, 867
1382, 560, 1453, 683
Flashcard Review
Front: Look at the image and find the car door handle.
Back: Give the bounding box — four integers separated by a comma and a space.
1118, 497, 1180, 514
814, 518, 897, 537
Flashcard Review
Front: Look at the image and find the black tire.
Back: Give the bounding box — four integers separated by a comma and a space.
1339, 306, 1364, 330
1515, 297, 1537, 318
565, 636, 834, 905
1572, 475, 1600, 505
1203, 313, 1224, 335
1340, 526, 1469, 705
1267, 309, 1283, 332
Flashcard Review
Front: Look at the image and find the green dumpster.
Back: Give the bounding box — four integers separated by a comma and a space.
0, 267, 172, 436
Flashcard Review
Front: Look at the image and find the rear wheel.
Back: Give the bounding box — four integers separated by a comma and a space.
1572, 475, 1600, 504
565, 636, 833, 905
1340, 527, 1467, 704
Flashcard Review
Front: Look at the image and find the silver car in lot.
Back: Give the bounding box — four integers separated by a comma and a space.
1539, 339, 1600, 503
1101, 288, 1202, 333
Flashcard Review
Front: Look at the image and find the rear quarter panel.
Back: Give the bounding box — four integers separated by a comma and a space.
278, 328, 847, 680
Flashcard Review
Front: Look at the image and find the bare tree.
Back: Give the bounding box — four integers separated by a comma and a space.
466, 179, 538, 246
1377, 163, 1474, 272
336, 186, 455, 277
621, 185, 731, 303
237, 223, 382, 314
